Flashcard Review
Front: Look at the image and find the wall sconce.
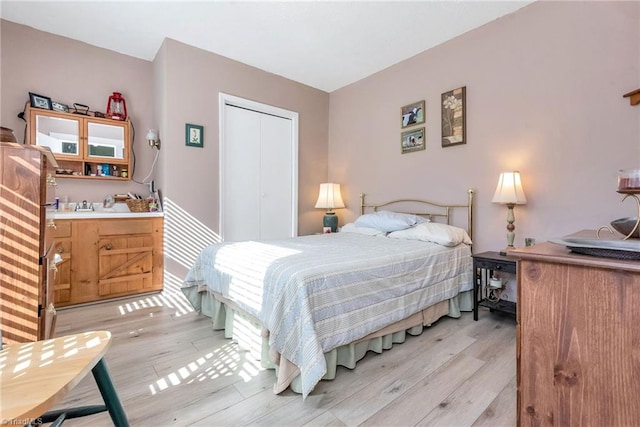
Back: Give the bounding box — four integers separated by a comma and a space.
315, 183, 345, 232
146, 129, 161, 150
492, 171, 527, 255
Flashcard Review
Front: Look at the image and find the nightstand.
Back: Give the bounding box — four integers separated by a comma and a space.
472, 251, 517, 321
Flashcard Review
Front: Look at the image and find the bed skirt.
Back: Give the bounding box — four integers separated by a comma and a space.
181, 284, 473, 395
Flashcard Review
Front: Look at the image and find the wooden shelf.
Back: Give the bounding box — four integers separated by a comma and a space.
623, 88, 640, 106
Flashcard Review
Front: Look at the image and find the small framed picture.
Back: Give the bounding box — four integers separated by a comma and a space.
52, 101, 69, 113
186, 123, 204, 148
401, 127, 425, 154
401, 100, 425, 128
29, 92, 52, 110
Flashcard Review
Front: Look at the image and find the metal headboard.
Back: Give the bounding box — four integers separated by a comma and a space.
359, 189, 474, 242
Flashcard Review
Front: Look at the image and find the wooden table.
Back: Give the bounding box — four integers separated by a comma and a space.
0, 330, 129, 426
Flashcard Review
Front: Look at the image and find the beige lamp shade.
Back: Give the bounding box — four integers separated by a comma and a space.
492, 171, 527, 205
315, 183, 345, 210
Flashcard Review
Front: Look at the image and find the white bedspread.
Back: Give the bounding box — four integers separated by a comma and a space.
183, 232, 472, 398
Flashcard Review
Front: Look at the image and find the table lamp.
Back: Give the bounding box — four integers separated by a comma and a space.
315, 183, 345, 232
492, 171, 527, 254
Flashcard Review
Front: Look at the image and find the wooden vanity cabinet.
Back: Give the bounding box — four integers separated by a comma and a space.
54, 217, 163, 307
0, 142, 58, 344
27, 106, 131, 180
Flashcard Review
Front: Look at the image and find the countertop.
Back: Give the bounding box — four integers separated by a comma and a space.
53, 202, 164, 219
54, 211, 164, 219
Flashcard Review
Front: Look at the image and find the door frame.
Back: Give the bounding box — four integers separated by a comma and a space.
218, 93, 299, 241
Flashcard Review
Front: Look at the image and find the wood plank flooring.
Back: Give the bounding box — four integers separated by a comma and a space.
53, 283, 516, 426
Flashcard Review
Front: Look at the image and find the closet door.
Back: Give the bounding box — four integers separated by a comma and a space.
221, 102, 295, 242
223, 106, 261, 242
259, 113, 293, 240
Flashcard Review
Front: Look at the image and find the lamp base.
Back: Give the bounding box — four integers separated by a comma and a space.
499, 246, 515, 256
323, 212, 338, 232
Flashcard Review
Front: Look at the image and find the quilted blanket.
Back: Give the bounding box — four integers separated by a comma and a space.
183, 232, 472, 398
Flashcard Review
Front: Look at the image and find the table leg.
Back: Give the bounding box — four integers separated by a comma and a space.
473, 265, 479, 321
92, 358, 130, 427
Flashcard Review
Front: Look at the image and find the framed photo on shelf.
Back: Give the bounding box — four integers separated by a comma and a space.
401, 127, 425, 154
185, 123, 204, 148
52, 101, 69, 112
29, 92, 53, 110
441, 86, 466, 147
401, 100, 425, 129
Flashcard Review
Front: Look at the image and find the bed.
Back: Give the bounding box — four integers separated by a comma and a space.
181, 190, 475, 399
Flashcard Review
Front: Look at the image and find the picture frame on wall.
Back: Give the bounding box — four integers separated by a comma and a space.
401, 100, 425, 128
401, 127, 425, 154
441, 86, 466, 147
29, 92, 53, 110
185, 123, 204, 148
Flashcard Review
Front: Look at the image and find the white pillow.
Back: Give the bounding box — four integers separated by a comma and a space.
388, 222, 472, 247
340, 222, 387, 237
354, 211, 429, 233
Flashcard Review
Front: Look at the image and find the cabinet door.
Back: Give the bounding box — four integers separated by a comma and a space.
30, 110, 83, 161
85, 119, 129, 163
98, 234, 154, 297
52, 220, 72, 304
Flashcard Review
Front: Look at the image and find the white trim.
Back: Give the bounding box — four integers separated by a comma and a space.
218, 93, 299, 241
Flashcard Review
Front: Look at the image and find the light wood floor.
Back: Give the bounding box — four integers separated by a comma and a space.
54, 284, 517, 426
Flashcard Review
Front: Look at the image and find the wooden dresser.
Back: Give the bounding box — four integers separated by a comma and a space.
514, 233, 640, 426
0, 142, 58, 344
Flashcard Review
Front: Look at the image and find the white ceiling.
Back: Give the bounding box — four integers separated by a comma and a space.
0, 1, 532, 92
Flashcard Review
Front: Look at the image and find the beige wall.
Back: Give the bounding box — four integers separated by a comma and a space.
155, 39, 329, 280
2, 0, 639, 262
1, 20, 329, 285
0, 19, 156, 202
328, 1, 640, 253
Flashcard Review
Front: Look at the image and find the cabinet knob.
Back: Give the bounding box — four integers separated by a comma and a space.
105, 243, 113, 250
57, 246, 64, 253
47, 219, 57, 229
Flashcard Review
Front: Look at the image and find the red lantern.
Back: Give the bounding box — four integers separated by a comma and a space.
106, 92, 127, 121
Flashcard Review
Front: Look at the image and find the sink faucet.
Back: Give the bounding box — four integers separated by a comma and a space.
75, 200, 94, 211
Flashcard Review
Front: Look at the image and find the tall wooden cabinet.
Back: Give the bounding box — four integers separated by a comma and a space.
0, 142, 58, 344
515, 234, 640, 426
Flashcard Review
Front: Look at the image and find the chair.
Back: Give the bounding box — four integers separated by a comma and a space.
0, 330, 129, 426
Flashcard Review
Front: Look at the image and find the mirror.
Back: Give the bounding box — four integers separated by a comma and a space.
87, 122, 125, 159
35, 115, 80, 157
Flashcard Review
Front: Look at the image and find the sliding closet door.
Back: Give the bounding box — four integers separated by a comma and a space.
221, 96, 297, 242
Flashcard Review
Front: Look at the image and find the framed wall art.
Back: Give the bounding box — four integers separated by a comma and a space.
401, 127, 425, 154
441, 86, 466, 147
401, 100, 425, 128
29, 92, 52, 110
185, 123, 204, 148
